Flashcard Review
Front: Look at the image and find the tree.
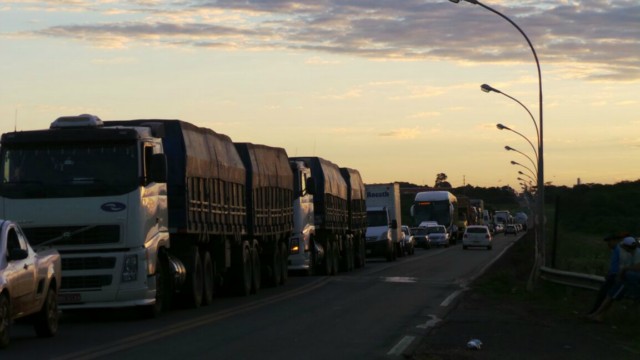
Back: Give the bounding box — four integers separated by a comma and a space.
435, 173, 452, 189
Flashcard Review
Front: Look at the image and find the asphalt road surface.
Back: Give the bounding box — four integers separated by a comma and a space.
4, 233, 519, 360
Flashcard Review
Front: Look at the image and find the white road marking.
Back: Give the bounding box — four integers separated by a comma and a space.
440, 289, 464, 307
416, 314, 441, 329
381, 276, 418, 283
387, 335, 416, 356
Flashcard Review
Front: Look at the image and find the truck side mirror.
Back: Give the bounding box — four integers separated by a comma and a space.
150, 153, 167, 183
390, 219, 398, 229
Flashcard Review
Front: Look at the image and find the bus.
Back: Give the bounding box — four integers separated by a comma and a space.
410, 191, 459, 242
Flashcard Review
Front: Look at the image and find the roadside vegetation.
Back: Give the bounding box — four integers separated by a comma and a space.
402, 179, 640, 342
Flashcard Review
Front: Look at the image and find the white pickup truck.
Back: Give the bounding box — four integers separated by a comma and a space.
0, 219, 61, 348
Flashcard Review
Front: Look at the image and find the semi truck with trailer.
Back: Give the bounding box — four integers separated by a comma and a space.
339, 167, 367, 269
288, 157, 357, 275
364, 183, 402, 261
0, 115, 361, 316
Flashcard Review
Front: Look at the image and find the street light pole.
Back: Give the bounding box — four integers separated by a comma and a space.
511, 160, 536, 180
482, 84, 539, 141
497, 124, 538, 160
450, 0, 545, 282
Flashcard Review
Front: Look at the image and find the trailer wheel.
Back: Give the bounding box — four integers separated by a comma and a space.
323, 241, 333, 275
354, 237, 365, 268
0, 294, 11, 348
332, 239, 340, 275
180, 246, 203, 307
33, 285, 59, 337
201, 250, 215, 306
279, 242, 288, 285
235, 241, 252, 296
251, 244, 261, 294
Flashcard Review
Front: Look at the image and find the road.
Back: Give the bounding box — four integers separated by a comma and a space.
5, 233, 519, 360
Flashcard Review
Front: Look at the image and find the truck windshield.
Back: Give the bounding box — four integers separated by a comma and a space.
1, 142, 139, 199
366, 211, 388, 227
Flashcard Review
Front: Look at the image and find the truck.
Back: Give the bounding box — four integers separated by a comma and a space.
0, 219, 61, 348
339, 167, 367, 268
364, 183, 402, 261
411, 191, 458, 242
0, 115, 313, 316
288, 157, 359, 275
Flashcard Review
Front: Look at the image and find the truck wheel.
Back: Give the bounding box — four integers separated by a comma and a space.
181, 246, 204, 307
323, 241, 333, 275
280, 242, 288, 285
33, 285, 59, 337
266, 244, 282, 287
332, 241, 340, 275
386, 240, 394, 262
0, 294, 10, 348
251, 244, 261, 293
142, 254, 172, 318
355, 237, 365, 268
201, 250, 215, 306
235, 241, 253, 296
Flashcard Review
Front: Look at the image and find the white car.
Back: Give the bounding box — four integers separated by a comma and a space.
426, 225, 450, 247
462, 225, 493, 250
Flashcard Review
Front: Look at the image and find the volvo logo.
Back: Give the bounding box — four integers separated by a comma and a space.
101, 202, 126, 212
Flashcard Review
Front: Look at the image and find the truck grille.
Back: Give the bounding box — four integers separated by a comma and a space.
62, 275, 113, 289
62, 257, 117, 271
23, 225, 120, 246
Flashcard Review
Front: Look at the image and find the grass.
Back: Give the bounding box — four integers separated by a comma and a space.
475, 230, 640, 347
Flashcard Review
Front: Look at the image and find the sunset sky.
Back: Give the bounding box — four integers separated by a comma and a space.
1, 0, 638, 190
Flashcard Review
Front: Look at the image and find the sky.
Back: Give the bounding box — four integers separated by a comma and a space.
1, 0, 639, 190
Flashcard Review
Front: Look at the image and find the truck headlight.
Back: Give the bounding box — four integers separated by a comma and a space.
122, 254, 138, 282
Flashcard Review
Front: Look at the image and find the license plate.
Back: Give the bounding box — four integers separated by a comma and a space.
58, 293, 82, 304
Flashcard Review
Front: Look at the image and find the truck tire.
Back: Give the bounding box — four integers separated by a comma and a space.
354, 237, 365, 268
266, 244, 282, 287
180, 246, 204, 307
234, 241, 253, 296
33, 285, 59, 337
323, 241, 333, 275
201, 250, 215, 306
0, 294, 10, 348
332, 240, 340, 275
141, 253, 172, 318
251, 244, 261, 294
280, 242, 288, 285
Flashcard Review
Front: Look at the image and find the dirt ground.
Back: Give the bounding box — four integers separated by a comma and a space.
410, 232, 640, 360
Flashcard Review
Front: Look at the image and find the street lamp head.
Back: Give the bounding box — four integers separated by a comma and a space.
518, 170, 525, 175
481, 84, 501, 94
510, 160, 519, 165
496, 123, 510, 130
505, 145, 514, 151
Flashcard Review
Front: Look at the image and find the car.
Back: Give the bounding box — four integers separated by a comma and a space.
494, 223, 505, 234
426, 225, 450, 247
0, 219, 62, 348
505, 224, 518, 235
401, 225, 415, 255
462, 225, 493, 250
411, 226, 431, 249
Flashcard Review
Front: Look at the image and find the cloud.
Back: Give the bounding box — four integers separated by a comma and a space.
7, 0, 640, 81
378, 127, 423, 139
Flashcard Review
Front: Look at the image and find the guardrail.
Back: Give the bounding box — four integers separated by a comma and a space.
539, 266, 604, 291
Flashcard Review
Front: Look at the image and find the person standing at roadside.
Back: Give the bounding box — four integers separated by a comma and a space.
587, 236, 640, 322
585, 232, 628, 316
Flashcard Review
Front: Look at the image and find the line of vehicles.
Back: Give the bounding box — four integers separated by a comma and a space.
0, 114, 527, 348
